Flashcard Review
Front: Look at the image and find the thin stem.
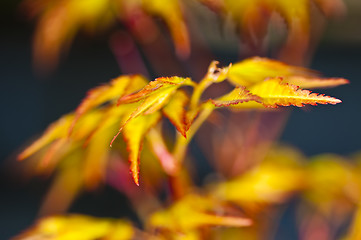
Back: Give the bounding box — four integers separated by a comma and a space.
190, 76, 212, 110
168, 71, 217, 199
168, 106, 214, 199
172, 106, 214, 163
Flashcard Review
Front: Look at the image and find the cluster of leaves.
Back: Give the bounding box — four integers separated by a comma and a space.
16, 147, 361, 239
22, 0, 345, 71
16, 58, 349, 239
18, 57, 346, 186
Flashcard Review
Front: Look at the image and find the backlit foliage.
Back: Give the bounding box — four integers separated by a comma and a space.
13, 215, 136, 240
15, 58, 352, 239
18, 58, 345, 186
22, 0, 345, 71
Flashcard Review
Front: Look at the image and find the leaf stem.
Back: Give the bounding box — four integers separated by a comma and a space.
172, 106, 214, 163
190, 76, 212, 110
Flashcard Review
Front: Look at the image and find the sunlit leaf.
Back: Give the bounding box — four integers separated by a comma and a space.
227, 57, 348, 88
22, 0, 115, 71
210, 86, 261, 108
82, 124, 113, 189
142, 0, 190, 57
249, 78, 342, 108
203, 0, 345, 63
38, 151, 84, 216
13, 215, 135, 240
70, 75, 148, 134
345, 206, 361, 240
304, 155, 361, 215
149, 194, 252, 233
118, 77, 195, 105
23, 0, 191, 71
163, 90, 190, 138
18, 114, 73, 161
213, 146, 306, 208
122, 112, 162, 185
285, 76, 349, 89
111, 77, 195, 145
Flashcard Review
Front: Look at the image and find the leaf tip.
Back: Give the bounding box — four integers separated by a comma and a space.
132, 172, 140, 186
17, 153, 25, 161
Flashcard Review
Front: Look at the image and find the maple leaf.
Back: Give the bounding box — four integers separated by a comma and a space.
141, 0, 190, 58
304, 155, 361, 215
210, 86, 261, 108
69, 75, 147, 135
346, 206, 361, 240
22, 0, 115, 71
201, 0, 345, 63
13, 215, 135, 240
22, 0, 190, 71
213, 146, 306, 209
149, 194, 252, 233
249, 78, 342, 108
122, 112, 162, 186
227, 57, 348, 88
111, 76, 195, 146
163, 90, 190, 138
18, 60, 347, 190
18, 114, 74, 161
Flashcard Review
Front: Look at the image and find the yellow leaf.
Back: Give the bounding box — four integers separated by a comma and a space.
118, 77, 195, 104
285, 76, 349, 89
13, 215, 135, 240
21, 109, 102, 163
163, 90, 190, 138
213, 146, 306, 208
228, 57, 348, 89
24, 0, 191, 71
228, 57, 331, 87
210, 86, 261, 108
82, 125, 113, 189
149, 194, 252, 232
304, 155, 361, 215
142, 0, 190, 57
249, 78, 342, 108
111, 77, 195, 146
345, 206, 361, 240
212, 0, 345, 63
122, 112, 162, 185
18, 114, 74, 161
38, 151, 83, 216
70, 75, 148, 134
24, 0, 114, 71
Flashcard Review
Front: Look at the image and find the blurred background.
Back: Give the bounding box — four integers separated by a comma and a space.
1, 0, 360, 238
